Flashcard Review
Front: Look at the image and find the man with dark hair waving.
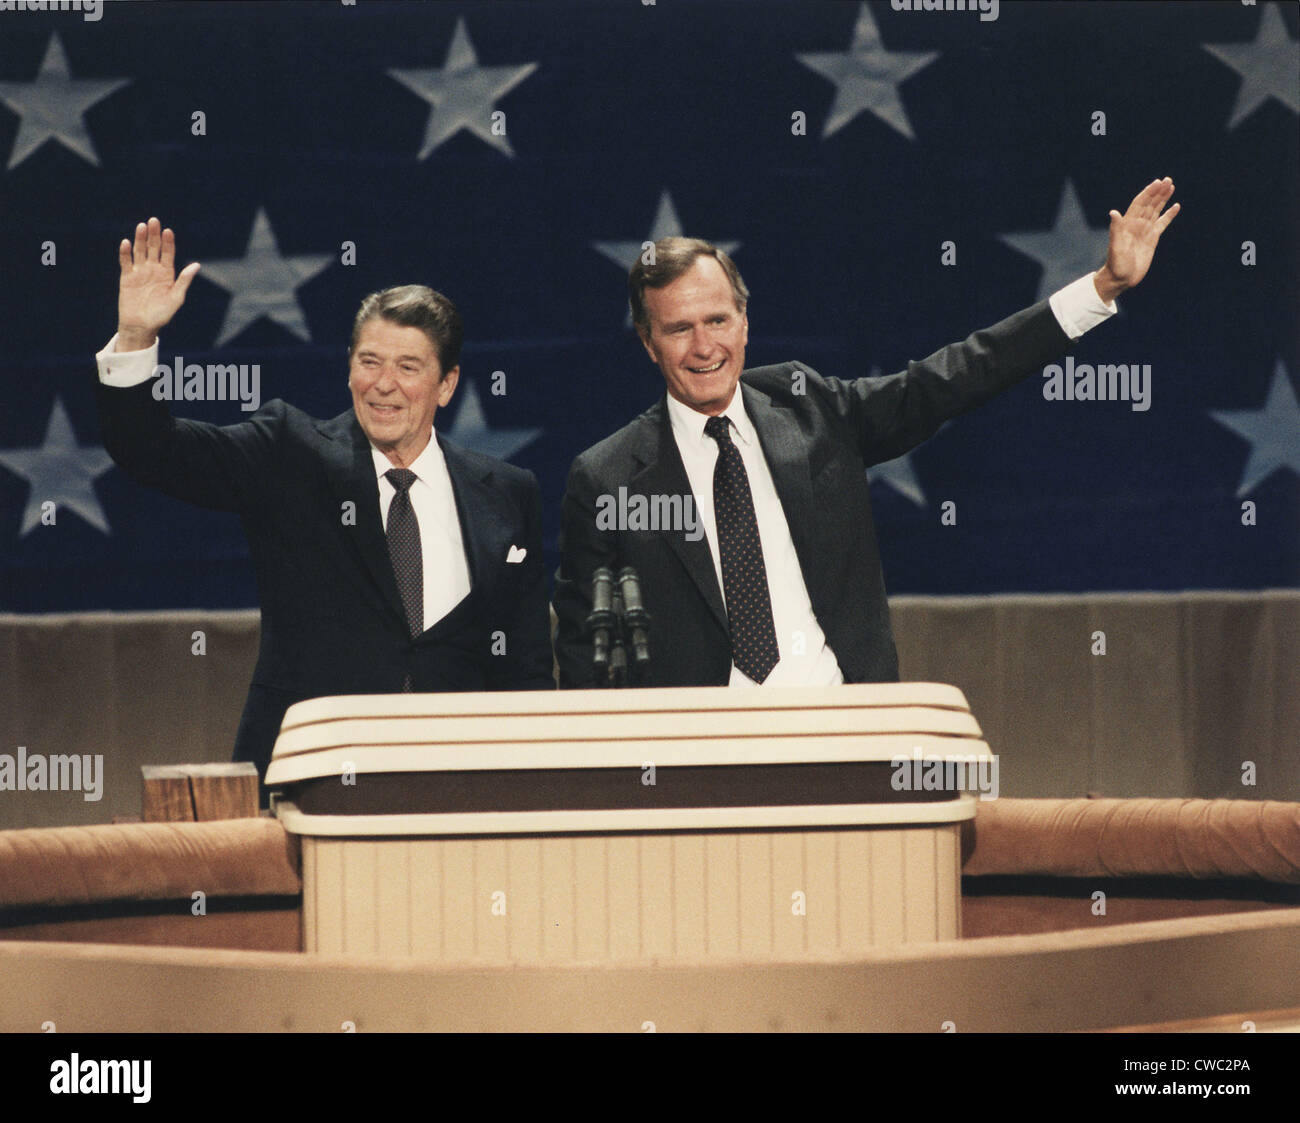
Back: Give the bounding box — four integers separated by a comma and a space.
96, 218, 554, 780
554, 179, 1179, 689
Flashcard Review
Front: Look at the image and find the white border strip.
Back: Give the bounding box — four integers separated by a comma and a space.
279, 683, 972, 728
273, 795, 980, 837
264, 736, 993, 784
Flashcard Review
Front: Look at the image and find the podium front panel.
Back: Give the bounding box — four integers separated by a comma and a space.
270, 685, 993, 963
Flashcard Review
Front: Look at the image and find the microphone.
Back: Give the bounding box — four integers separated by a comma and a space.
587, 568, 615, 675
618, 567, 651, 668
608, 584, 628, 687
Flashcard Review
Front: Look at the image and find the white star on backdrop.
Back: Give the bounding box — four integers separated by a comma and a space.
0, 34, 129, 171
1209, 361, 1300, 497
795, 2, 939, 141
388, 17, 538, 160
200, 208, 333, 346
997, 180, 1106, 303
592, 191, 741, 325
1202, 3, 1300, 129
0, 398, 113, 536
444, 379, 542, 461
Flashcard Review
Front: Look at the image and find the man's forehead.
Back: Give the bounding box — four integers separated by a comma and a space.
354, 318, 435, 356
647, 262, 742, 317
660, 255, 728, 291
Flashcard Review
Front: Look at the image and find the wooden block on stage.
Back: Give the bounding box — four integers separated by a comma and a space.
189, 764, 258, 821
141, 766, 194, 822
142, 763, 258, 822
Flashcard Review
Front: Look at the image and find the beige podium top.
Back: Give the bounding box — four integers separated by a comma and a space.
265, 683, 991, 786
278, 681, 973, 728
266, 684, 995, 836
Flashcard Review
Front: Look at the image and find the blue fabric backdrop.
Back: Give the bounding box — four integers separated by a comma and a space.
0, 0, 1295, 611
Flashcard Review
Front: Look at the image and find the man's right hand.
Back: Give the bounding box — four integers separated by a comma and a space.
115, 216, 201, 352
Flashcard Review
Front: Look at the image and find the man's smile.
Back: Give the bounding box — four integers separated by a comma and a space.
688, 359, 725, 374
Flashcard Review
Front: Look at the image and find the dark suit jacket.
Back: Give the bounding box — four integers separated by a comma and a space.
554, 299, 1072, 688
95, 379, 555, 775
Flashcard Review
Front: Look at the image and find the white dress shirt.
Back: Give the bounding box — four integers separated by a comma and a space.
666, 273, 1117, 686
667, 391, 843, 686
369, 435, 472, 633
95, 334, 473, 632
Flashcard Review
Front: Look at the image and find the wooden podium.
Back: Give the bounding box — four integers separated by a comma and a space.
265, 683, 995, 963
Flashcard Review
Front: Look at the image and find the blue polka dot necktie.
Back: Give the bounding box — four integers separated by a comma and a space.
385, 468, 422, 691
704, 415, 779, 683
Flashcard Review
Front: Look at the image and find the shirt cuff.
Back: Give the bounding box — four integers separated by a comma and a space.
1048, 273, 1117, 341
96, 334, 159, 387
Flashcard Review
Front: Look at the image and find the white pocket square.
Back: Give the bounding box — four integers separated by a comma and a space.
506, 545, 527, 564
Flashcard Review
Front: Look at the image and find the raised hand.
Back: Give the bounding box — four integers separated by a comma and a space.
116, 217, 201, 352
1094, 178, 1180, 302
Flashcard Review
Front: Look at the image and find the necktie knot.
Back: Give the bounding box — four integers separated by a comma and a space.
704, 415, 731, 443
386, 467, 417, 495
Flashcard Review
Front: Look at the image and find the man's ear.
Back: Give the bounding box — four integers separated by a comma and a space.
636, 325, 658, 364
437, 365, 460, 406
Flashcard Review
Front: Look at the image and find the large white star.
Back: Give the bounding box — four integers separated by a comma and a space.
199, 209, 333, 346
444, 379, 542, 462
388, 17, 538, 159
997, 180, 1106, 303
592, 191, 741, 325
0, 34, 129, 171
1202, 3, 1300, 129
1209, 361, 1300, 497
0, 398, 113, 536
795, 2, 939, 141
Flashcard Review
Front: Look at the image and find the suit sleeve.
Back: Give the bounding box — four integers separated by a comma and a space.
813, 299, 1072, 467
488, 469, 557, 691
552, 454, 616, 689
94, 376, 282, 513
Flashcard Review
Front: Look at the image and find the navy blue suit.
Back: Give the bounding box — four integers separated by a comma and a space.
96, 380, 555, 775
554, 299, 1072, 688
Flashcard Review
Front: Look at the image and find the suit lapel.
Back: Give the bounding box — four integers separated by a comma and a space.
633, 400, 728, 632
741, 381, 820, 584
318, 412, 409, 629
434, 432, 514, 637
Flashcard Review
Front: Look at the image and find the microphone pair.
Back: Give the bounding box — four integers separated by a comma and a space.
586, 567, 651, 685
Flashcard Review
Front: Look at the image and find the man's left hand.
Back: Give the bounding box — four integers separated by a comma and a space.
1094, 177, 1180, 303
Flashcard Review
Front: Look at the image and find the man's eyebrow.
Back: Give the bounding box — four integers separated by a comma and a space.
660, 310, 732, 329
